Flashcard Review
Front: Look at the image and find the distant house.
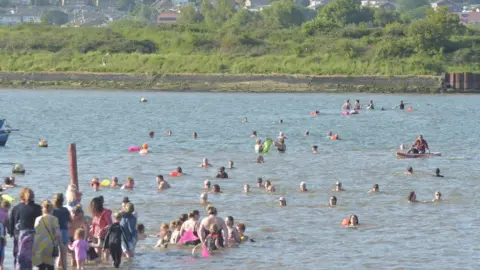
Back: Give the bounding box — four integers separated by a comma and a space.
308, 0, 329, 10
361, 0, 395, 9
157, 12, 178, 23
0, 8, 42, 25
431, 0, 460, 12
152, 0, 176, 10
456, 12, 480, 25
245, 0, 269, 10
379, 2, 395, 11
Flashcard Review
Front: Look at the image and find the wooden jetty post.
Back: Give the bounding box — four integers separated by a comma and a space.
69, 143, 79, 190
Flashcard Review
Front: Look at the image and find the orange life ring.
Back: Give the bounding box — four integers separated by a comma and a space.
407, 107, 414, 112
169, 171, 180, 177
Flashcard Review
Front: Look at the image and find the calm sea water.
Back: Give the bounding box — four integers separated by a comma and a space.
1, 89, 479, 270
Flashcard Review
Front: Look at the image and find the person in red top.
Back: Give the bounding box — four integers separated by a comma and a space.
408, 135, 429, 154
90, 196, 112, 262
90, 177, 100, 187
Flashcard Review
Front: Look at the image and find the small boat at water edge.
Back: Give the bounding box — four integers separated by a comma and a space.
396, 152, 441, 158
0, 130, 10, 146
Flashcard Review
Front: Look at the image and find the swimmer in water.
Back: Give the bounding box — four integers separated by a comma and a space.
312, 145, 318, 153
216, 167, 228, 179
193, 132, 198, 139
408, 191, 419, 203
225, 216, 241, 244
399, 100, 405, 110
405, 167, 413, 175
243, 184, 250, 193
329, 196, 337, 206
236, 223, 249, 242
242, 117, 248, 123
90, 177, 100, 188
110, 177, 119, 188
200, 158, 212, 168
255, 139, 264, 153
274, 138, 286, 153
204, 180, 211, 190
149, 131, 154, 138
400, 144, 405, 150
299, 182, 307, 192
200, 192, 209, 204
433, 191, 441, 202
434, 168, 444, 177
348, 215, 359, 227
157, 175, 171, 190
167, 130, 173, 136
328, 131, 333, 137
92, 181, 100, 192
137, 224, 146, 240
121, 177, 135, 189
279, 197, 287, 207
367, 100, 375, 110
176, 167, 183, 175
212, 184, 222, 193
305, 130, 310, 136
368, 184, 379, 193
257, 177, 263, 187
333, 181, 345, 192
279, 119, 283, 124
354, 100, 361, 110
342, 99, 351, 110
278, 132, 286, 140
251, 131, 257, 137
256, 156, 265, 164
228, 160, 234, 169
265, 180, 275, 192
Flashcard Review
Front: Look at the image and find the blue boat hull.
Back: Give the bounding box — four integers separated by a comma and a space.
0, 119, 4, 130
0, 131, 9, 146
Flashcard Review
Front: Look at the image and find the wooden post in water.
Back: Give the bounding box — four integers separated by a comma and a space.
69, 144, 79, 190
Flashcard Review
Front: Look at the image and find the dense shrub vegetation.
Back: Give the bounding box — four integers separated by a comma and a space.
0, 0, 479, 75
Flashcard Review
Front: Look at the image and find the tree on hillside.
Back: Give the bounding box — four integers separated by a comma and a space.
201, 0, 236, 26
41, 10, 69, 25
407, 7, 464, 52
397, 0, 429, 12
373, 8, 400, 27
320, 0, 373, 26
178, 4, 204, 23
136, 4, 154, 23
261, 0, 305, 28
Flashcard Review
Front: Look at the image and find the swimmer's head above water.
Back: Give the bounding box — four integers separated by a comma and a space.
257, 156, 264, 164
192, 132, 198, 139
349, 215, 359, 226
300, 182, 307, 192
176, 167, 183, 174
406, 167, 413, 174
312, 145, 318, 153
200, 192, 208, 204
329, 196, 337, 206
279, 197, 286, 207
251, 131, 257, 137
408, 191, 417, 202
371, 184, 379, 193
204, 180, 211, 189
244, 184, 250, 193
305, 130, 309, 136
434, 191, 441, 201
257, 177, 263, 187
228, 160, 234, 169
212, 184, 221, 193
335, 181, 343, 191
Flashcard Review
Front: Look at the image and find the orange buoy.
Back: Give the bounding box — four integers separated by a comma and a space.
330, 135, 339, 140
407, 107, 414, 112
169, 171, 180, 177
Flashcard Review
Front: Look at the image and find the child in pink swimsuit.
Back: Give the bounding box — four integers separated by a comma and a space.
69, 228, 89, 270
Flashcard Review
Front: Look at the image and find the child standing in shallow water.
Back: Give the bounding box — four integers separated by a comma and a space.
69, 228, 89, 270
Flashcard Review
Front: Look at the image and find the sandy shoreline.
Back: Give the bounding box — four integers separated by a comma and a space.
0, 72, 465, 93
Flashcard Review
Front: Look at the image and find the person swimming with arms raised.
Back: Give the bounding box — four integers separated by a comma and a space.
333, 181, 345, 192
299, 182, 307, 192
200, 158, 212, 168
434, 168, 444, 177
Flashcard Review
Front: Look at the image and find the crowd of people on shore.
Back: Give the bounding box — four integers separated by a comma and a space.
0, 98, 445, 269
